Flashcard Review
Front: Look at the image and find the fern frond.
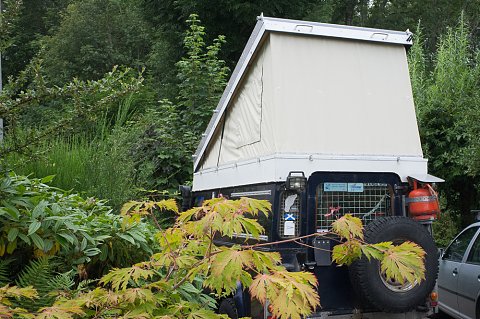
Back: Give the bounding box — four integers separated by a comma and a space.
16, 257, 53, 291
14, 257, 56, 311
76, 279, 96, 292
47, 271, 75, 292
0, 258, 13, 286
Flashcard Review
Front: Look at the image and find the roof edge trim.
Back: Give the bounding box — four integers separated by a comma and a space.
262, 16, 413, 45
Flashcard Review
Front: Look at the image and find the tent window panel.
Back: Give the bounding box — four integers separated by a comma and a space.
234, 64, 263, 149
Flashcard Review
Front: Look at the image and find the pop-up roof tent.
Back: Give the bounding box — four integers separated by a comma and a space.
192, 16, 437, 192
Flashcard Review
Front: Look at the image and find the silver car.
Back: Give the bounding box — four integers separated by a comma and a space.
438, 222, 480, 318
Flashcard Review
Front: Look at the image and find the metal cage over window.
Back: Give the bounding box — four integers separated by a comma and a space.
316, 182, 392, 231
279, 191, 301, 238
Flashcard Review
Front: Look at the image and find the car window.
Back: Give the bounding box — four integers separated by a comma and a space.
443, 226, 479, 262
467, 232, 480, 264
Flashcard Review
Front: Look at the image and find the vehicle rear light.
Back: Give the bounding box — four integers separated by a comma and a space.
267, 304, 275, 313
286, 171, 306, 191
430, 291, 438, 307
266, 304, 276, 319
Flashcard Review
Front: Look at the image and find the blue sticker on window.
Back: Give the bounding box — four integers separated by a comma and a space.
348, 183, 364, 192
284, 213, 296, 221
324, 183, 347, 192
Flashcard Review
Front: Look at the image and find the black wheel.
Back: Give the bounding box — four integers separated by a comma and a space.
349, 217, 439, 313
218, 298, 238, 319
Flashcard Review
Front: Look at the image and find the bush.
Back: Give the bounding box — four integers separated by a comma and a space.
3, 197, 425, 319
0, 173, 157, 277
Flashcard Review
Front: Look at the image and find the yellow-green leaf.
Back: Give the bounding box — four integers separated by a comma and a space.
331, 214, 363, 240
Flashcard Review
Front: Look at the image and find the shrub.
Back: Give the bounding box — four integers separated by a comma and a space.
6, 197, 426, 319
0, 173, 157, 277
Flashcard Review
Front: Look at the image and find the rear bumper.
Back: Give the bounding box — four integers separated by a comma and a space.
307, 309, 432, 319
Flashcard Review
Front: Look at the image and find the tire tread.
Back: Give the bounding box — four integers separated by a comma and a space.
349, 217, 439, 312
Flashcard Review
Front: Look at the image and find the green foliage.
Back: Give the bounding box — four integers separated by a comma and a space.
0, 173, 157, 274
33, 197, 318, 319
433, 211, 461, 248
176, 14, 229, 134
0, 64, 144, 159
4, 198, 423, 319
1, 0, 71, 79
1, 61, 146, 204
9, 130, 139, 209
409, 18, 480, 226
130, 101, 195, 192
0, 259, 12, 286
131, 15, 229, 191
0, 284, 38, 318
0, 0, 22, 52
40, 0, 152, 84
15, 257, 75, 312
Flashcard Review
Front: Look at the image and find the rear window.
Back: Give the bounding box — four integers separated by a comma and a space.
443, 226, 479, 262
316, 182, 393, 231
278, 191, 301, 238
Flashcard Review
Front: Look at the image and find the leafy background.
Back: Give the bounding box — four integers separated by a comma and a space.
0, 0, 479, 316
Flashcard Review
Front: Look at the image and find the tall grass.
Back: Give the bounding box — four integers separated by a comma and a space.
8, 95, 141, 209
10, 135, 136, 209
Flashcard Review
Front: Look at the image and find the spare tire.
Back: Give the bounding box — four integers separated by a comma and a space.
349, 216, 438, 312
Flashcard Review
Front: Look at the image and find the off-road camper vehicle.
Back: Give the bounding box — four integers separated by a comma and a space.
181, 16, 443, 318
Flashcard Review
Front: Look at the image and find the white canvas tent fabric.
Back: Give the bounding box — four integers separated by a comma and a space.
193, 17, 429, 191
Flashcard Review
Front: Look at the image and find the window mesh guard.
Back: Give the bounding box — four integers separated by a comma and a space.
316, 183, 392, 231
279, 191, 300, 238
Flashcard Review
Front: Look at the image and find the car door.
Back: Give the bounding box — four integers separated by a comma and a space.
457, 230, 480, 318
438, 226, 479, 317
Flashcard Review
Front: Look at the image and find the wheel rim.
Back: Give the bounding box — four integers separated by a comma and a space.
379, 266, 417, 292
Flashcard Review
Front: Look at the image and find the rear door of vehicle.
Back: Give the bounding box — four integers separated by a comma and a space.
438, 226, 479, 316
457, 228, 480, 318
306, 172, 400, 311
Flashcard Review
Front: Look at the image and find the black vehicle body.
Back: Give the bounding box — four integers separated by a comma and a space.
185, 171, 434, 317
